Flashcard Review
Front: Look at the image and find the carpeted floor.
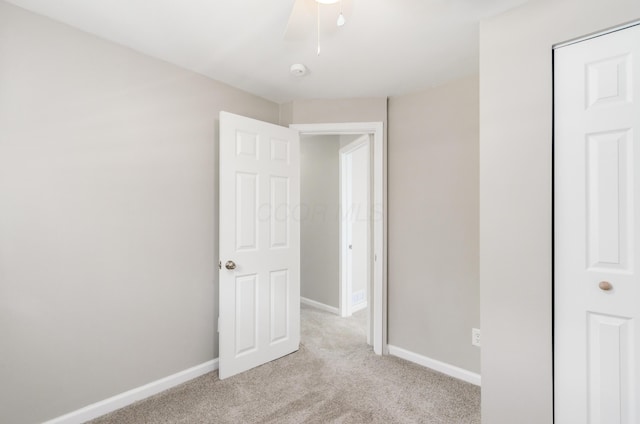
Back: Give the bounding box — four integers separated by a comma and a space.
89, 305, 480, 423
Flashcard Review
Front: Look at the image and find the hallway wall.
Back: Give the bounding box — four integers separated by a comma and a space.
300, 135, 341, 309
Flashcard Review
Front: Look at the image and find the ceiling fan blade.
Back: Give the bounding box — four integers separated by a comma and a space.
284, 0, 316, 41
284, 0, 354, 42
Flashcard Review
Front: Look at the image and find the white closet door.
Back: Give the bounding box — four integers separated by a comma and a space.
554, 24, 640, 424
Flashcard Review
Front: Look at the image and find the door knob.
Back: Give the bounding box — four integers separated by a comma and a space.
598, 281, 613, 291
225, 260, 236, 270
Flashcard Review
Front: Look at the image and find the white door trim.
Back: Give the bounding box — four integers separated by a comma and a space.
339, 135, 371, 319
553, 20, 640, 49
291, 122, 386, 355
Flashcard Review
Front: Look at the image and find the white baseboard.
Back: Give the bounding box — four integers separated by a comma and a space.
300, 297, 340, 315
387, 345, 481, 386
351, 300, 368, 313
44, 359, 219, 424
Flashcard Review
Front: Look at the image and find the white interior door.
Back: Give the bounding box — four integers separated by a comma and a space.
555, 24, 640, 423
218, 111, 300, 380
341, 137, 370, 317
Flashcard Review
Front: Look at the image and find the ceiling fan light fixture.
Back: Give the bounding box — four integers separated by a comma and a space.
337, 12, 345, 26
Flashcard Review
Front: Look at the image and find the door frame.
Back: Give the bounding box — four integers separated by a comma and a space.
339, 135, 371, 319
291, 122, 386, 355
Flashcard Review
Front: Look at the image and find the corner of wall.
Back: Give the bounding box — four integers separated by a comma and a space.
279, 101, 294, 127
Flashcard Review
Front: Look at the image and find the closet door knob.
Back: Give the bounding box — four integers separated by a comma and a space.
598, 281, 613, 291
225, 260, 237, 270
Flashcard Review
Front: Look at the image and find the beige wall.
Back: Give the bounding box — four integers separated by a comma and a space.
388, 75, 480, 373
0, 2, 278, 423
300, 135, 340, 308
479, 1, 640, 422
280, 98, 387, 127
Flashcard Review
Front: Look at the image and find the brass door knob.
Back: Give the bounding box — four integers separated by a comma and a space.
225, 260, 236, 270
598, 281, 613, 291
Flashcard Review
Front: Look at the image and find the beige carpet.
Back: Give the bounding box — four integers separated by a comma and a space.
89, 305, 480, 423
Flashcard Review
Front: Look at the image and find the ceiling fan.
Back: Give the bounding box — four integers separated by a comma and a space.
284, 0, 352, 50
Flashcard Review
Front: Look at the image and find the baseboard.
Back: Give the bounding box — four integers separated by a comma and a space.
44, 359, 219, 424
351, 300, 368, 313
387, 345, 481, 386
300, 297, 340, 315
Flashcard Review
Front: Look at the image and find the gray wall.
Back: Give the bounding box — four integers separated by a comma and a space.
0, 2, 278, 423
279, 98, 388, 127
388, 75, 480, 374
479, 0, 640, 422
300, 135, 340, 308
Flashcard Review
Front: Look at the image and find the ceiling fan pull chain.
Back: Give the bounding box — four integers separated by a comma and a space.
337, 0, 345, 26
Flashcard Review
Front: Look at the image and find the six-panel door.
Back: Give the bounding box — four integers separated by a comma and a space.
218, 111, 300, 380
555, 25, 640, 423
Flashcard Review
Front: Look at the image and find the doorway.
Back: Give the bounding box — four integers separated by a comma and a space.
298, 133, 372, 344
292, 122, 386, 355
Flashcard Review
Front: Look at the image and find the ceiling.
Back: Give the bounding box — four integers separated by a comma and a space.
5, 0, 529, 103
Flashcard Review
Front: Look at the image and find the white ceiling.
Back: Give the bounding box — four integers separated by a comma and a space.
5, 0, 529, 103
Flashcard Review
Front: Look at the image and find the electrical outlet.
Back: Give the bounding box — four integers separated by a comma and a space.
472, 328, 481, 347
